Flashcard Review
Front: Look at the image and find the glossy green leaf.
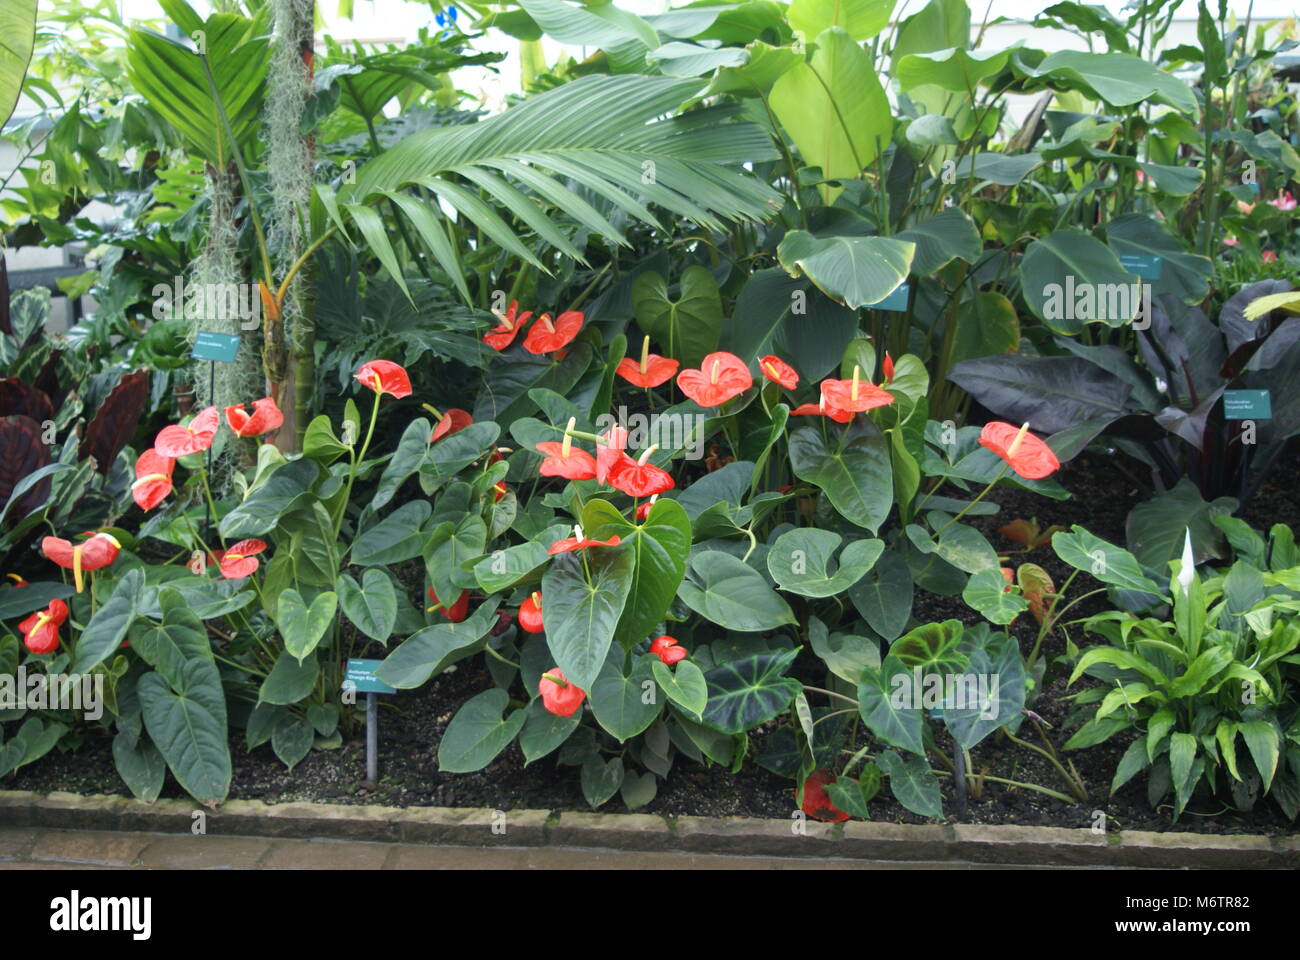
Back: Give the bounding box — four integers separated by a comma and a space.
138, 661, 230, 805
437, 688, 527, 773
678, 550, 795, 632
337, 569, 398, 642
767, 528, 883, 597
701, 648, 802, 734
788, 419, 893, 532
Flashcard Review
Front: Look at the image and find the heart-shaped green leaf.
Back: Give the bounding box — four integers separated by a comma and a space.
276, 588, 337, 662
337, 569, 398, 642
437, 688, 526, 773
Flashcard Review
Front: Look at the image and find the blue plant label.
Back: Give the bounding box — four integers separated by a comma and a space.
868, 283, 910, 312
1223, 389, 1271, 420
191, 332, 241, 363
1119, 254, 1163, 280
344, 659, 395, 695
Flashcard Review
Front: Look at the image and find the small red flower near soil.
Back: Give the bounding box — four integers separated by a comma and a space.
800, 769, 852, 822
427, 586, 470, 622
539, 669, 586, 716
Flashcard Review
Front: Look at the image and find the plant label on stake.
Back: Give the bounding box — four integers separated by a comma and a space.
1223, 390, 1271, 420
1117, 254, 1163, 281
190, 332, 241, 535
867, 282, 910, 312
344, 659, 395, 783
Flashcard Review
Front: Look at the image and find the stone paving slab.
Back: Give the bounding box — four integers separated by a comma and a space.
2, 789, 1292, 868
0, 828, 1090, 870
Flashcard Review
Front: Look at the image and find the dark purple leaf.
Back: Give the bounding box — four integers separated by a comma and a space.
81, 371, 150, 475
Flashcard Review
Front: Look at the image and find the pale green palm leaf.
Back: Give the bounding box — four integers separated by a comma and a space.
332, 74, 782, 301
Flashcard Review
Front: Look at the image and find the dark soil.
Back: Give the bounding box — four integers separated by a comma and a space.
8, 444, 1300, 836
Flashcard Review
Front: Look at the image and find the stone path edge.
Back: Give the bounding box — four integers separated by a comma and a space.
0, 790, 1294, 868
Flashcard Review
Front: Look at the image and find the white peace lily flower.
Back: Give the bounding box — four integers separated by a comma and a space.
1177, 527, 1195, 592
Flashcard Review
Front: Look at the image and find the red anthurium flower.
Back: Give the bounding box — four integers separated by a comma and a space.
355, 359, 412, 399
537, 442, 597, 480
539, 669, 586, 716
155, 405, 219, 459
6, 573, 28, 587
1262, 250, 1278, 263
483, 300, 532, 351
429, 407, 473, 443
523, 311, 583, 355
42, 532, 121, 593
225, 397, 284, 438
617, 336, 679, 388
800, 769, 853, 823
790, 400, 854, 423
518, 591, 544, 634
607, 445, 675, 498
760, 355, 798, 390
217, 539, 267, 579
676, 351, 753, 408
819, 366, 894, 413
18, 598, 69, 655
635, 494, 659, 521
548, 525, 621, 555
132, 448, 175, 511
979, 421, 1060, 480
538, 419, 597, 480
427, 586, 470, 623
492, 480, 508, 502
882, 352, 895, 384
596, 424, 630, 486
649, 635, 687, 666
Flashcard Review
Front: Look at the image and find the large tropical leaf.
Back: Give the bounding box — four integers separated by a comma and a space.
337, 73, 782, 299
125, 10, 272, 168
0, 0, 37, 127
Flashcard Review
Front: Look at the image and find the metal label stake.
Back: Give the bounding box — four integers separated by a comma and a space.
345, 659, 395, 782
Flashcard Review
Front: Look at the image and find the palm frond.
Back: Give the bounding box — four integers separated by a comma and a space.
327, 74, 782, 301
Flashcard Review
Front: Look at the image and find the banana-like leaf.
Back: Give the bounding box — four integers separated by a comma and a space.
337, 74, 782, 300
125, 10, 271, 168
0, 0, 37, 127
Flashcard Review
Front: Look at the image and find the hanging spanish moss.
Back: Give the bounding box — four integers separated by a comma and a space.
267, 0, 316, 449
190, 164, 262, 487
